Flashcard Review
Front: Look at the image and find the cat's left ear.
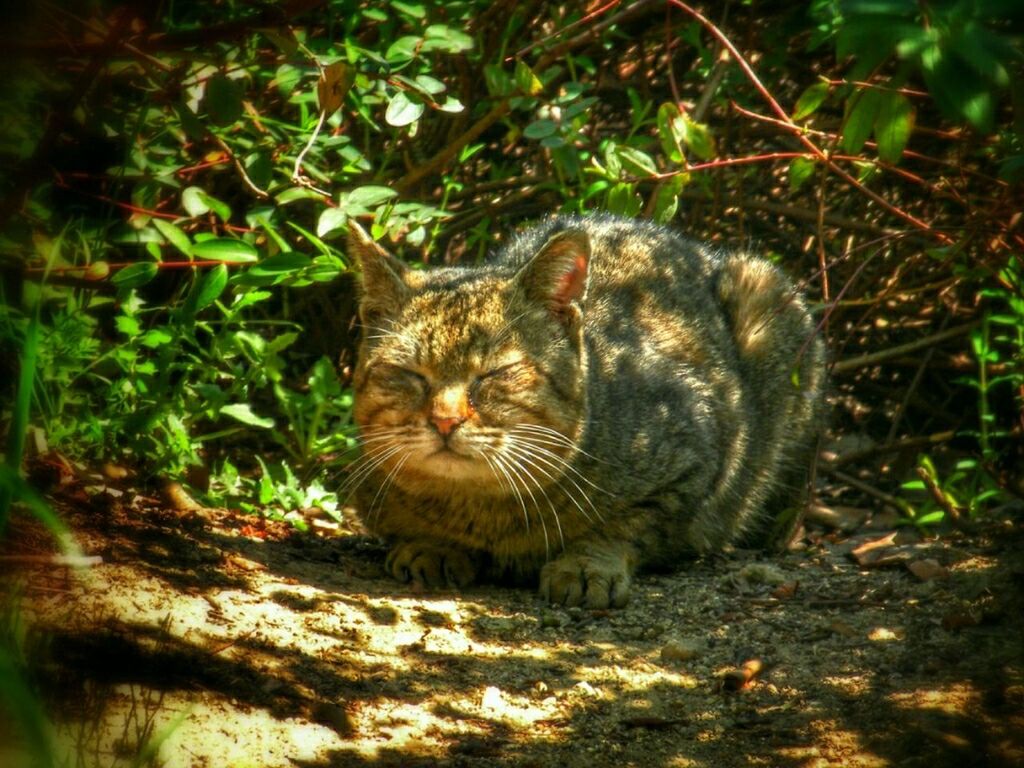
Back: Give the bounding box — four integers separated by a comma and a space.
516, 228, 590, 320
347, 221, 410, 322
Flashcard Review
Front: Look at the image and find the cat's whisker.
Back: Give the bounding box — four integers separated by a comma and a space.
327, 432, 406, 482
497, 448, 551, 560
509, 433, 609, 500
499, 444, 564, 553
504, 439, 598, 526
476, 451, 511, 497
511, 423, 606, 464
339, 444, 406, 500
367, 450, 411, 525
490, 453, 531, 534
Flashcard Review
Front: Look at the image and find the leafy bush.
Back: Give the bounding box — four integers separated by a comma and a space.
0, 0, 1020, 526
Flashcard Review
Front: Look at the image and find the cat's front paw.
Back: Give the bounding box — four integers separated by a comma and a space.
386, 541, 478, 589
539, 545, 633, 609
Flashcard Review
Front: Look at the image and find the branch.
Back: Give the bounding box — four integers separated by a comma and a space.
394, 101, 511, 193
666, 0, 950, 241
832, 322, 980, 374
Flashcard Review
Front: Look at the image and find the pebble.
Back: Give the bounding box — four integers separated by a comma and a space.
660, 639, 702, 663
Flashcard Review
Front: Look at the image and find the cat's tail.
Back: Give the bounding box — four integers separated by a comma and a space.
713, 253, 828, 544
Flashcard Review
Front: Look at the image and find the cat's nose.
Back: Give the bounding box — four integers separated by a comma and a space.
431, 414, 466, 437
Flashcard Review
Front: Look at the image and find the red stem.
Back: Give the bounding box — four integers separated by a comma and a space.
666, 0, 948, 241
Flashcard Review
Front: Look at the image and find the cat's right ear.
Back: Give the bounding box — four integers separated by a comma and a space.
347, 222, 410, 326
515, 228, 591, 323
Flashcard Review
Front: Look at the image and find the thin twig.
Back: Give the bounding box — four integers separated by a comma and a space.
291, 109, 332, 198
395, 100, 510, 193
213, 135, 269, 199
827, 468, 907, 511
916, 466, 967, 527
667, 1, 946, 237
511, 0, 622, 61
832, 322, 979, 373
825, 431, 956, 467
886, 314, 952, 443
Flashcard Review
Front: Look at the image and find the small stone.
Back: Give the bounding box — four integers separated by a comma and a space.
734, 562, 789, 587
540, 611, 565, 629
661, 639, 702, 663
906, 558, 950, 582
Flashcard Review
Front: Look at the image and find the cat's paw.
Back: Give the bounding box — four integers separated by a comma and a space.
386, 541, 478, 589
539, 546, 633, 609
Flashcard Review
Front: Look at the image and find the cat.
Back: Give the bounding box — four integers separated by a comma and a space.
345, 214, 826, 608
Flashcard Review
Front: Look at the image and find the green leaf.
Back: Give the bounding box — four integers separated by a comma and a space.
874, 91, 914, 163
221, 403, 275, 429
524, 119, 558, 139
385, 91, 425, 126
112, 262, 159, 289
515, 61, 544, 95
182, 186, 210, 217
789, 157, 817, 191
657, 103, 686, 163
793, 81, 830, 120
182, 187, 231, 222
193, 264, 228, 310
347, 186, 398, 208
249, 253, 313, 279
192, 238, 259, 262
414, 74, 446, 95
921, 48, 996, 132
651, 184, 679, 224
245, 151, 273, 189
422, 25, 474, 54
274, 64, 303, 97
152, 219, 193, 258
391, 0, 425, 18
680, 115, 716, 161
841, 88, 883, 154
317, 208, 348, 238
139, 328, 174, 348
385, 35, 422, 63
438, 96, 464, 113
205, 73, 244, 126
116, 314, 140, 336
616, 146, 658, 177
605, 182, 643, 217
948, 23, 1012, 88
231, 290, 272, 312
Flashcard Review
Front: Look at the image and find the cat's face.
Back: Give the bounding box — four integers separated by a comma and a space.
348, 225, 590, 496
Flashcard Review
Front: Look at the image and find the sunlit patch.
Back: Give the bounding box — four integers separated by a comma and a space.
867, 626, 900, 642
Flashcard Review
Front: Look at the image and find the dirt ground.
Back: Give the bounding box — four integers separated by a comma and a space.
3, 475, 1024, 768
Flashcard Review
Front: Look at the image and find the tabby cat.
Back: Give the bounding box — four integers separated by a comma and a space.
346, 215, 826, 608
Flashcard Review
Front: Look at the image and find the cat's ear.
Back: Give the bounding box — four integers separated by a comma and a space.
347, 221, 410, 324
516, 228, 590, 319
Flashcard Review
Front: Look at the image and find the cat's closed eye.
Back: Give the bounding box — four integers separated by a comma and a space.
372, 363, 429, 395
476, 361, 523, 382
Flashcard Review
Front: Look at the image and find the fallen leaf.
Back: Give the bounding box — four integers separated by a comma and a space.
906, 558, 950, 582
721, 658, 764, 692
770, 580, 800, 600
942, 610, 982, 631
